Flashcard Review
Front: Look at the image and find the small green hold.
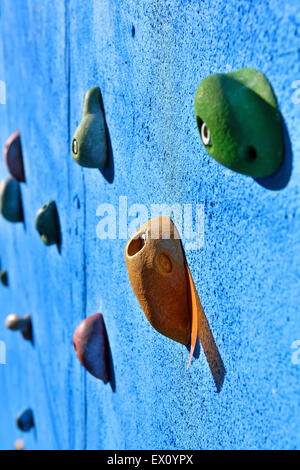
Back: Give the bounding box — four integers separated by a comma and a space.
71, 86, 108, 169
35, 200, 60, 246
0, 270, 8, 287
194, 68, 284, 178
0, 177, 23, 223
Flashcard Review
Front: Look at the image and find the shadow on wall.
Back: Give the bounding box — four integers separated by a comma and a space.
108, 339, 116, 393
188, 309, 226, 393
56, 210, 62, 254
99, 90, 115, 184
255, 116, 293, 190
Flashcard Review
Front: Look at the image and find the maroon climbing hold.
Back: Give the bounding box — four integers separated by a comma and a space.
4, 130, 25, 182
73, 313, 110, 382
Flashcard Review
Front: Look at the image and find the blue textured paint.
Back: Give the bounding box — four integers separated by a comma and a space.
0, 0, 300, 450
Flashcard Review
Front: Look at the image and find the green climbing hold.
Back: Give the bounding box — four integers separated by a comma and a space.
0, 177, 23, 223
71, 86, 108, 169
194, 68, 283, 178
35, 200, 60, 246
0, 270, 8, 287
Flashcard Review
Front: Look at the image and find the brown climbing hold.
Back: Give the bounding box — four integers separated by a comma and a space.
126, 216, 225, 381
125, 216, 191, 345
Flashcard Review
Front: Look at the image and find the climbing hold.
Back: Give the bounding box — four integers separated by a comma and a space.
125, 216, 190, 345
14, 439, 25, 451
35, 200, 60, 246
73, 313, 110, 382
0, 177, 23, 223
0, 270, 8, 287
71, 86, 108, 168
125, 215, 204, 370
5, 314, 32, 341
194, 68, 283, 178
16, 409, 34, 432
4, 130, 25, 182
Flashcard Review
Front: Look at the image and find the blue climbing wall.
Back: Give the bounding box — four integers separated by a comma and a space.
0, 0, 299, 450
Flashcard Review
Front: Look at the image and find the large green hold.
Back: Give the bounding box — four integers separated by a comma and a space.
71, 86, 108, 169
35, 200, 59, 246
0, 177, 23, 223
194, 68, 283, 178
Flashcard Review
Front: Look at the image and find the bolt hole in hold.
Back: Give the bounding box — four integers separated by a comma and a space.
127, 232, 147, 256
196, 117, 211, 146
201, 122, 211, 146
247, 145, 257, 161
72, 139, 78, 155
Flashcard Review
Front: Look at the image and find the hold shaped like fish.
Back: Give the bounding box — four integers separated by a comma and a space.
194, 68, 283, 178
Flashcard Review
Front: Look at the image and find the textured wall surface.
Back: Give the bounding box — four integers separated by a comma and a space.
0, 0, 299, 450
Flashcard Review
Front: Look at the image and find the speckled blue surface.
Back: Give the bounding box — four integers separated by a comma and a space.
0, 0, 299, 450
